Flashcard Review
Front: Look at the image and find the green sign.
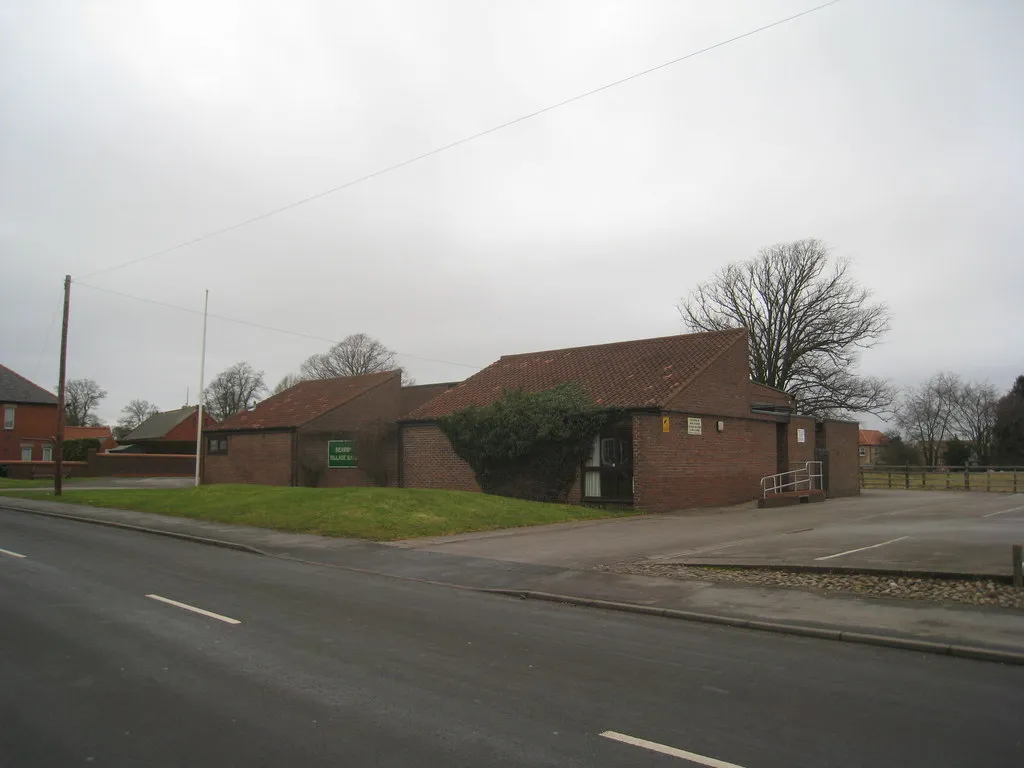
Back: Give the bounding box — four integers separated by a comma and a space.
328, 440, 357, 468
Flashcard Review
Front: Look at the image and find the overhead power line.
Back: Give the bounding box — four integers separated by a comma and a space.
74, 282, 483, 371
77, 0, 844, 282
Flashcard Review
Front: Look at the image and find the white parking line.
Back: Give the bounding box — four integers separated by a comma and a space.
145, 594, 241, 625
600, 731, 745, 767
814, 536, 910, 562
0, 547, 27, 559
983, 505, 1024, 518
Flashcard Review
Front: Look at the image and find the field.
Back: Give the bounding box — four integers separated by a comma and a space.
860, 468, 1022, 493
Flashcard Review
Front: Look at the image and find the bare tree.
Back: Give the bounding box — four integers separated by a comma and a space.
678, 239, 894, 418
272, 372, 305, 395
203, 362, 267, 421
114, 399, 159, 440
895, 372, 961, 466
300, 333, 408, 382
64, 378, 107, 426
951, 381, 999, 465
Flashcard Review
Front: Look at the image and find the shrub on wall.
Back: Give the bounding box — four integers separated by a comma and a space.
62, 438, 101, 462
439, 385, 622, 503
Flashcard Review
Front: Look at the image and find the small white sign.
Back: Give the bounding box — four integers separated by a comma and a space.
797, 428, 806, 443
687, 417, 702, 435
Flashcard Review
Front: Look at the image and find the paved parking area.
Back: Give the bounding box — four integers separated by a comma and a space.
683, 491, 1024, 575
394, 490, 1024, 576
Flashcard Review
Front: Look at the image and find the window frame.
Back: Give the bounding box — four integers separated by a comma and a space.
858, 446, 867, 457
207, 436, 228, 456
3, 405, 14, 430
20, 444, 33, 461
42, 444, 53, 462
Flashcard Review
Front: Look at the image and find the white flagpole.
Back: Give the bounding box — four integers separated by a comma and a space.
194, 290, 209, 487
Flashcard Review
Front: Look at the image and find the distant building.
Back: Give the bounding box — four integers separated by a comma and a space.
858, 429, 889, 465
0, 364, 58, 462
65, 425, 117, 453
118, 406, 217, 454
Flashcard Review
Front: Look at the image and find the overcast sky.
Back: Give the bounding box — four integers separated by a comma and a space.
2, 0, 1021, 428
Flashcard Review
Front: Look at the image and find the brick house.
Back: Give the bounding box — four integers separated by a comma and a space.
119, 406, 218, 454
400, 329, 860, 512
0, 364, 59, 462
203, 372, 456, 487
858, 429, 889, 465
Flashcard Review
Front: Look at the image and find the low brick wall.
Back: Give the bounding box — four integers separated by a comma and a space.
85, 451, 195, 477
0, 461, 88, 480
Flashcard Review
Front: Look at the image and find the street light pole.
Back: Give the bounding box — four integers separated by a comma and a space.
54, 275, 71, 496
194, 290, 209, 487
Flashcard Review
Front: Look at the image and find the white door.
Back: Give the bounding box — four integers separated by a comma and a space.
21, 445, 32, 461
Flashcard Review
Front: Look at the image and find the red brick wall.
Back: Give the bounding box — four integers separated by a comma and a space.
400, 422, 480, 492
86, 452, 195, 477
668, 336, 790, 423
164, 411, 218, 442
633, 412, 778, 512
0, 403, 58, 461
204, 431, 294, 486
788, 415, 817, 468
820, 419, 860, 497
2, 461, 88, 479
297, 377, 402, 488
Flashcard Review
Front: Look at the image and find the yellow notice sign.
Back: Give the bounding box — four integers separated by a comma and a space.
662, 416, 670, 433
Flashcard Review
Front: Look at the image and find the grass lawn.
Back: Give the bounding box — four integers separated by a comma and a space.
0, 485, 638, 540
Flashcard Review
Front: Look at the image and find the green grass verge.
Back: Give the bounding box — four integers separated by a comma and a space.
0, 485, 637, 540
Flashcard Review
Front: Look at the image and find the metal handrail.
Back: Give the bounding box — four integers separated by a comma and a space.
761, 461, 823, 498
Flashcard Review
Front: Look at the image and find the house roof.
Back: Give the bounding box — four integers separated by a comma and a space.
0, 365, 58, 405
65, 426, 114, 442
123, 406, 198, 442
407, 329, 747, 421
210, 371, 398, 431
859, 429, 889, 446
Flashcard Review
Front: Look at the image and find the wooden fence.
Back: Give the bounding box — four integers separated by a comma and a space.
860, 465, 1023, 493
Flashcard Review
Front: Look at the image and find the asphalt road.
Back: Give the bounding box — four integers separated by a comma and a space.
2, 510, 1023, 768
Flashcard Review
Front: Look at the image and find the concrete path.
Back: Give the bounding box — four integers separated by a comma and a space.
6, 476, 194, 491
3, 496, 1024, 656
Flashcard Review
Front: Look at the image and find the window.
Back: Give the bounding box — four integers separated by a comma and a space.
601, 438, 623, 466
21, 444, 32, 461
208, 437, 228, 455
42, 444, 53, 461
858, 446, 867, 457
3, 406, 14, 430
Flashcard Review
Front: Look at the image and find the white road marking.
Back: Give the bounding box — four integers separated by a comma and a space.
600, 731, 745, 767
0, 547, 27, 558
145, 594, 241, 625
814, 536, 910, 561
983, 505, 1024, 518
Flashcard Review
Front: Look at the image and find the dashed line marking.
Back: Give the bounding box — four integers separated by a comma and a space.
0, 547, 27, 559
600, 730, 746, 766
983, 505, 1024, 518
814, 536, 910, 561
145, 594, 241, 625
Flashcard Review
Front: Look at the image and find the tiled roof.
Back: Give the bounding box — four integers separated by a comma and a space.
123, 406, 198, 442
859, 429, 889, 446
0, 365, 58, 405
65, 426, 114, 441
210, 371, 398, 431
408, 329, 747, 420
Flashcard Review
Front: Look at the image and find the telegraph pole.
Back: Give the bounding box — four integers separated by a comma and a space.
194, 290, 209, 487
54, 275, 71, 496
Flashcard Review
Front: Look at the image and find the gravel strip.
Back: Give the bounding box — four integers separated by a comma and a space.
597, 562, 1024, 610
